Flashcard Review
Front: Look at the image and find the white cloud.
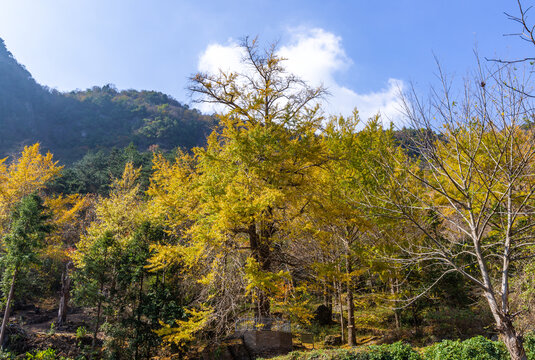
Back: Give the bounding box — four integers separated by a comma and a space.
278, 28, 350, 86
196, 28, 406, 126
198, 41, 246, 75
195, 41, 247, 115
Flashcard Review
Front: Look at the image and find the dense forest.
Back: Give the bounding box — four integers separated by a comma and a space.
3, 10, 535, 360
0, 37, 214, 164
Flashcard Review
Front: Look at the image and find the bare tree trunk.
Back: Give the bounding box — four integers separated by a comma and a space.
337, 280, 344, 342
483, 292, 527, 360
346, 288, 355, 346
346, 256, 356, 346
475, 230, 527, 360
500, 324, 527, 360
134, 276, 144, 360
92, 282, 104, 352
495, 188, 527, 360
57, 262, 72, 326
499, 318, 527, 360
0, 268, 17, 348
390, 277, 400, 330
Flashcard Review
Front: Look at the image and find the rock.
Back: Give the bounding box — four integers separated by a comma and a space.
314, 305, 332, 325
324, 334, 342, 346
200, 338, 252, 360
4, 323, 31, 353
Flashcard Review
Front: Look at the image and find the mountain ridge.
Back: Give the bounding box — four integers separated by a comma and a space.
0, 38, 215, 163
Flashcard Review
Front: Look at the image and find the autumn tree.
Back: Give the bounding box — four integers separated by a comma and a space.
300, 112, 405, 345
0, 143, 62, 229
72, 163, 146, 349
0, 144, 61, 346
148, 38, 326, 343
44, 194, 92, 326
0, 194, 52, 347
376, 64, 535, 360
72, 163, 181, 359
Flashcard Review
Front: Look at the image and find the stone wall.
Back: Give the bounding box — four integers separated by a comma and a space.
201, 331, 293, 360
240, 330, 292, 357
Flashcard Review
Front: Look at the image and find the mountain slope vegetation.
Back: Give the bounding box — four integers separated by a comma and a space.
0, 38, 214, 163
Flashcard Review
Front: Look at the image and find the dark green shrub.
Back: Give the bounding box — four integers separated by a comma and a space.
524, 332, 535, 360
423, 339, 463, 360
273, 343, 419, 360
423, 336, 508, 360
279, 349, 362, 360
367, 342, 422, 360
272, 349, 369, 360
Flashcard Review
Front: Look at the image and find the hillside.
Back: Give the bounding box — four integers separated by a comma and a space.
0, 38, 215, 163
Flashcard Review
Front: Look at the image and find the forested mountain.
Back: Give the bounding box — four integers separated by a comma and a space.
0, 38, 215, 163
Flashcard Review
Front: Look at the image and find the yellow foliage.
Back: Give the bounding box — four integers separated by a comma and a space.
148, 43, 328, 335
72, 162, 146, 267
147, 151, 197, 234
155, 306, 212, 347
44, 194, 91, 261
244, 257, 291, 297
272, 285, 314, 325
0, 143, 62, 231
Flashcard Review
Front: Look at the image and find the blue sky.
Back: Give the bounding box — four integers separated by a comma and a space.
0, 0, 532, 121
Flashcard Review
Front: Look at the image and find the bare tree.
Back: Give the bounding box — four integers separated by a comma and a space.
488, 0, 535, 65
371, 63, 535, 360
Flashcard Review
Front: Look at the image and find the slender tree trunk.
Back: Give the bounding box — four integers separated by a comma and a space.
390, 277, 400, 330
337, 280, 345, 342
327, 282, 333, 314
58, 262, 72, 326
494, 189, 527, 359
346, 256, 355, 346
92, 282, 104, 352
483, 292, 527, 360
0, 268, 17, 348
134, 276, 144, 360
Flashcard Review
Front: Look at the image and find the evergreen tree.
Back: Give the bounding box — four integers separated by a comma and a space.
0, 194, 52, 347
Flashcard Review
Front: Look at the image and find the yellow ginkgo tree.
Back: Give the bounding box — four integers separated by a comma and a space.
72, 163, 147, 351
44, 193, 92, 325
0, 143, 62, 229
147, 38, 327, 343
